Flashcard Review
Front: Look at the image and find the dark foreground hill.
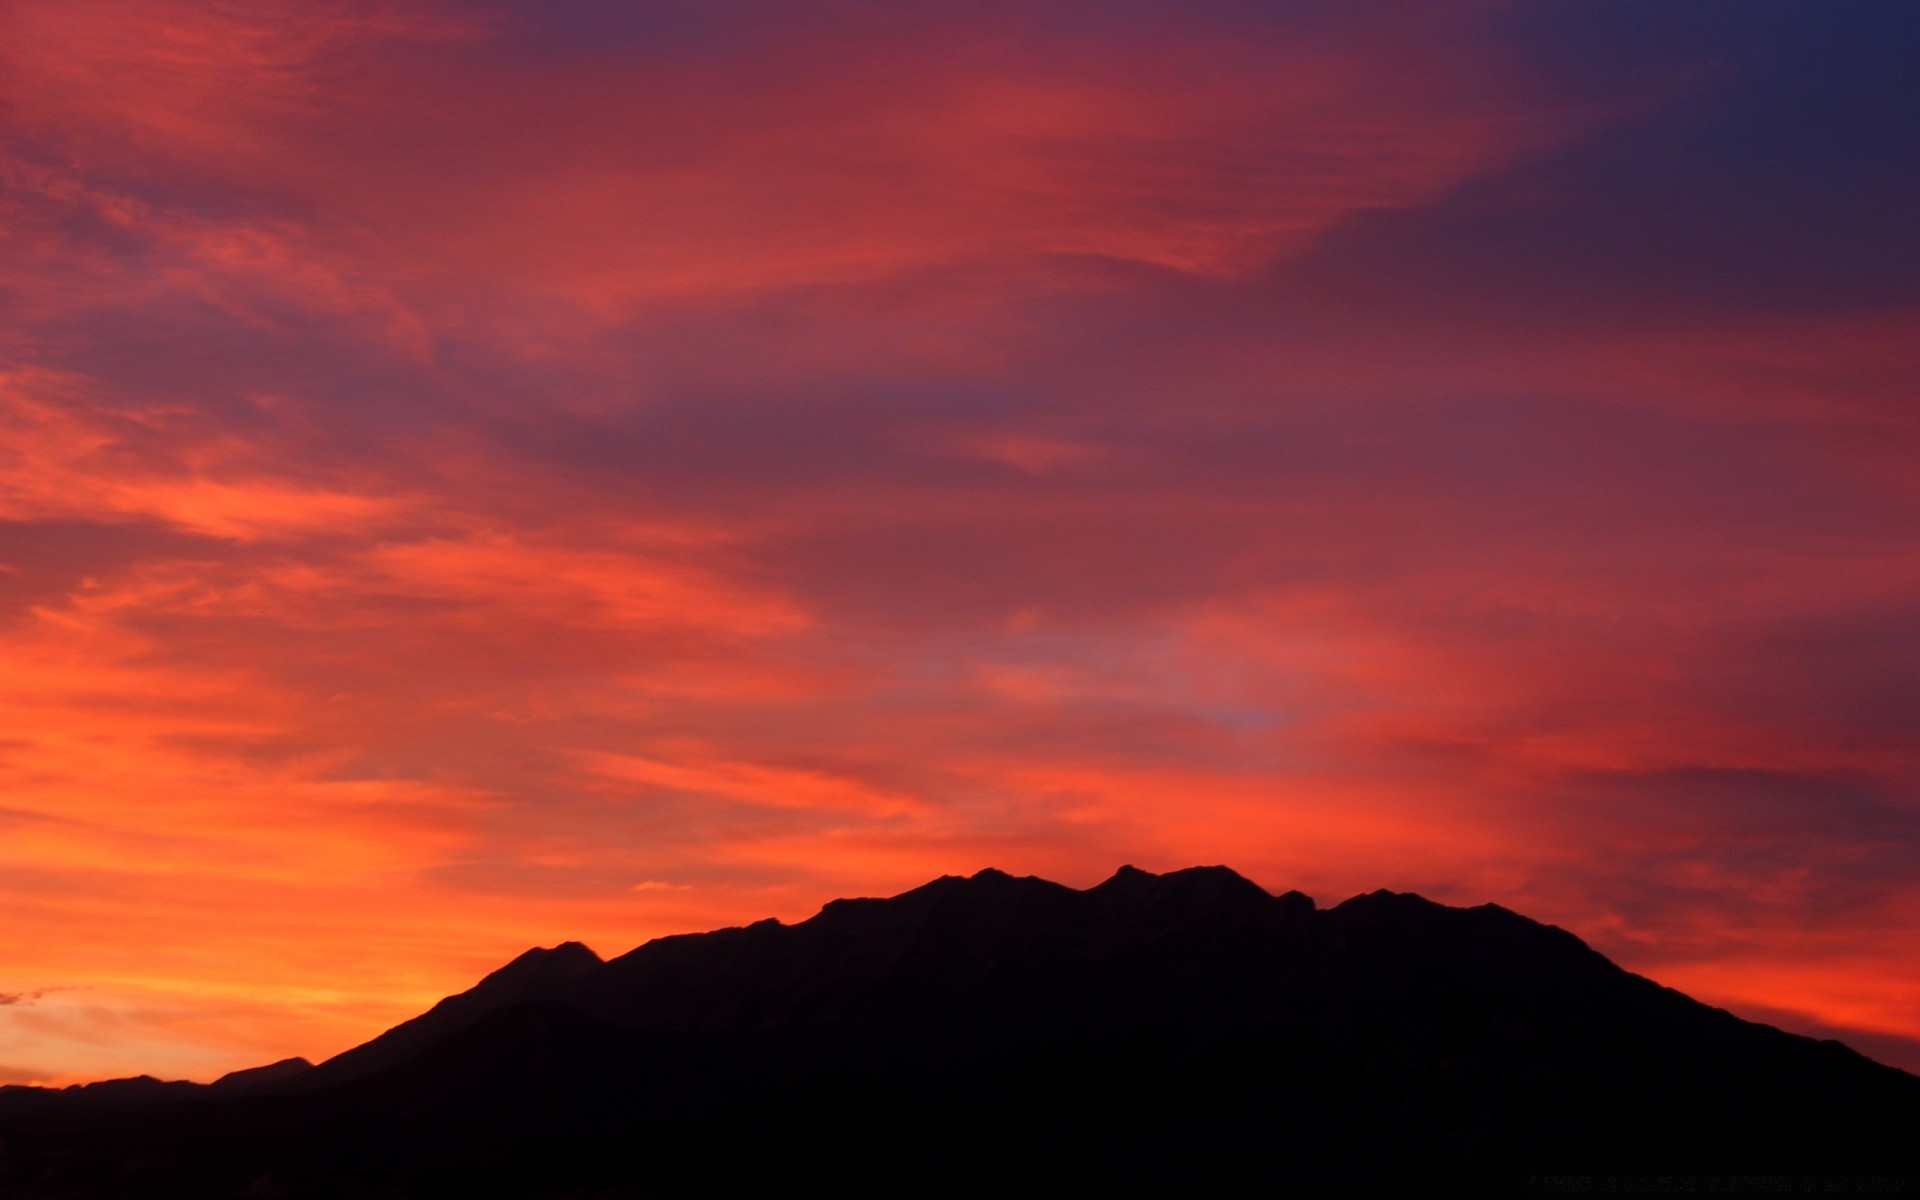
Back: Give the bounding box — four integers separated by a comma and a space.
2, 866, 1916, 1197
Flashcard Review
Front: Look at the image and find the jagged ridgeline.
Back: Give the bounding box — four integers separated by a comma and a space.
3, 866, 1916, 1197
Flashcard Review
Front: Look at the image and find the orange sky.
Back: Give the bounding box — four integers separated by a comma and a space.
3, 0, 1919, 1084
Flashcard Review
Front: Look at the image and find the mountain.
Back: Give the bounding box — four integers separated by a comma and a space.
1, 866, 1915, 1197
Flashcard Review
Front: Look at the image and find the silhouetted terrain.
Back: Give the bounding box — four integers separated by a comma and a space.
2, 866, 1916, 1197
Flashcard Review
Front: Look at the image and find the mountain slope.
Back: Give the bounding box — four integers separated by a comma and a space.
297, 939, 604, 1088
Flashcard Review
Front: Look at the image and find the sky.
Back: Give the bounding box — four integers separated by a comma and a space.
2, 0, 1918, 1084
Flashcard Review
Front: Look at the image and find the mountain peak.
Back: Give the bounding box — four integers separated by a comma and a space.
1160, 863, 1267, 892
449, 940, 609, 1017
1092, 862, 1271, 905
1333, 887, 1440, 912
892, 867, 1072, 904
1100, 863, 1157, 885
470, 941, 605, 998
501, 940, 602, 970
933, 866, 1051, 889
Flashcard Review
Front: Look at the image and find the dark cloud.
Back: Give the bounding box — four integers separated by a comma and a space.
1291, 2, 1920, 326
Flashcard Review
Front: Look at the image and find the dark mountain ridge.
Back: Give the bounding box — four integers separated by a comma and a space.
2, 866, 1915, 1196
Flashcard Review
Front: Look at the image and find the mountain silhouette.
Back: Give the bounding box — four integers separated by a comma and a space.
1, 866, 1915, 1197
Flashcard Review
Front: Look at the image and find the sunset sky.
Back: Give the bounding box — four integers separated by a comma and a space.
3, 0, 1919, 1085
